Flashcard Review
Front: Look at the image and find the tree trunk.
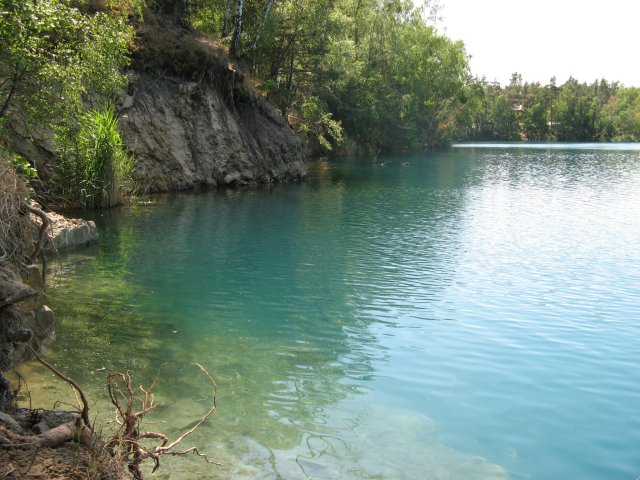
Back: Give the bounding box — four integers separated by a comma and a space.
286, 50, 295, 91
354, 0, 362, 47
222, 0, 232, 37
250, 0, 275, 52
229, 0, 244, 58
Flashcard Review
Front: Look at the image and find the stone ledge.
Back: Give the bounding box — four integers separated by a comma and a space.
42, 212, 99, 253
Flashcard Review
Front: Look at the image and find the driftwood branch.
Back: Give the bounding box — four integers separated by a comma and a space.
156, 363, 217, 452
37, 417, 94, 448
106, 363, 219, 479
0, 360, 218, 476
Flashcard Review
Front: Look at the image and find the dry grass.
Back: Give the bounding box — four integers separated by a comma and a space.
131, 10, 226, 74
0, 154, 32, 264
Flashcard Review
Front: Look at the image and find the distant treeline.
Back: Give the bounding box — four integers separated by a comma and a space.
457, 73, 640, 143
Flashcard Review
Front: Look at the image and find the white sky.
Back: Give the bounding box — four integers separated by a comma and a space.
438, 0, 640, 87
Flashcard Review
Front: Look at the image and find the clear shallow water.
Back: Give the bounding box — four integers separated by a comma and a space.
23, 145, 640, 479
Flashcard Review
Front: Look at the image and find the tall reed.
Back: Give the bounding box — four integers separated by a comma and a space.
56, 105, 134, 210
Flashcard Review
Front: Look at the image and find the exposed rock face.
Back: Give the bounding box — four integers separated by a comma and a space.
119, 68, 308, 193
8, 38, 309, 195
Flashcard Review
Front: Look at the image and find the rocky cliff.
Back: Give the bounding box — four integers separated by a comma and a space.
10, 66, 309, 195
8, 27, 309, 195
119, 65, 308, 193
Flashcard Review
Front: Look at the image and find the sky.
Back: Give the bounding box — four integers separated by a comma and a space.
438, 0, 640, 87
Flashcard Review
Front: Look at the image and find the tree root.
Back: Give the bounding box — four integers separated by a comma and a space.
13, 353, 218, 478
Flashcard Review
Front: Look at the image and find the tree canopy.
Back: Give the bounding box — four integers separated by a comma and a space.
176, 0, 640, 147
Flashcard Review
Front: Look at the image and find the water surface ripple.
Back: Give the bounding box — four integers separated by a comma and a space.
30, 144, 640, 480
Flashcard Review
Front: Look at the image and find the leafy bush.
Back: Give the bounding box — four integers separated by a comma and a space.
9, 153, 38, 180
295, 96, 344, 151
0, 0, 134, 129
55, 106, 135, 210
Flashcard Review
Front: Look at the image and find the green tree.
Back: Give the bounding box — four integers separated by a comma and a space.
178, 0, 471, 151
522, 102, 547, 141
490, 95, 519, 140
554, 79, 597, 141
0, 0, 135, 128
609, 87, 640, 141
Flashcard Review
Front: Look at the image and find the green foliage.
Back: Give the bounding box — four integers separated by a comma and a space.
55, 105, 135, 210
0, 0, 138, 209
458, 74, 640, 142
188, 0, 227, 34
0, 149, 32, 262
296, 96, 344, 150
0, 0, 134, 128
8, 153, 38, 180
490, 95, 520, 140
608, 87, 640, 141
522, 102, 547, 141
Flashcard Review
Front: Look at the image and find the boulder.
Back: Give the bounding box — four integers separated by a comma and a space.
43, 211, 98, 253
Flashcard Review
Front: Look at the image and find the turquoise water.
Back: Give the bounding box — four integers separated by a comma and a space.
33, 144, 640, 479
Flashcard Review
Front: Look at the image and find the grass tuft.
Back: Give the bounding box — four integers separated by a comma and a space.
55, 105, 135, 210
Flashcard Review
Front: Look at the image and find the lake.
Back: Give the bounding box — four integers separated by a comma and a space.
24, 143, 640, 479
